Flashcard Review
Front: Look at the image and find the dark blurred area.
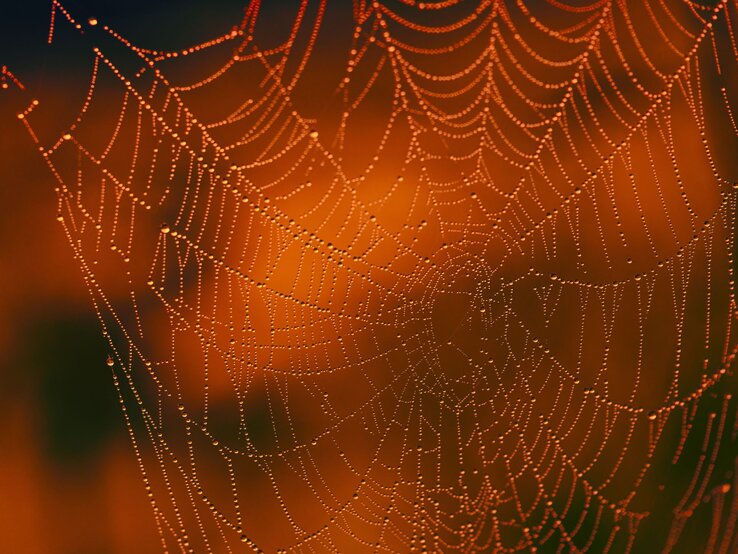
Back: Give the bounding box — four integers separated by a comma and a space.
0, 2, 245, 552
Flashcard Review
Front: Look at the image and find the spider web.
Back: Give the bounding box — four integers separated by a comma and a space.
9, 0, 738, 551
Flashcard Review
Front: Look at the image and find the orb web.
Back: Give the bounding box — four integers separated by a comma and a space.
9, 0, 738, 551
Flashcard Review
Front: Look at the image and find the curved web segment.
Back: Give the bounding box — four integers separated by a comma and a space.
14, 0, 738, 551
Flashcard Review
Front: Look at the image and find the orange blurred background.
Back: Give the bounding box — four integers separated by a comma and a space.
2, 1, 738, 552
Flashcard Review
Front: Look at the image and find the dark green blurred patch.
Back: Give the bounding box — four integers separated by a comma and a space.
32, 314, 120, 468
244, 394, 279, 454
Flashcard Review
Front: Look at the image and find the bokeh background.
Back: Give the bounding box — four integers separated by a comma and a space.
2, 1, 738, 552
0, 2, 245, 552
